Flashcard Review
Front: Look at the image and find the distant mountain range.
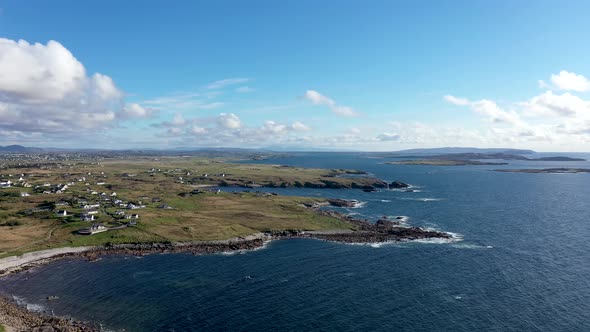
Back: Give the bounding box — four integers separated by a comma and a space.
0, 145, 44, 152
0, 145, 580, 156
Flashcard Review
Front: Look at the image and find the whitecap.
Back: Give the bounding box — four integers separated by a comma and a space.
450, 243, 493, 249
398, 197, 443, 202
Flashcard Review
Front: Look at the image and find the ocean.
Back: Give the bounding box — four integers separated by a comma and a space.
2, 152, 590, 331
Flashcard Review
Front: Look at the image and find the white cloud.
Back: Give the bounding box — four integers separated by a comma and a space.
443, 95, 469, 106
0, 38, 147, 138
0, 39, 86, 102
550, 70, 590, 92
444, 73, 590, 149
119, 103, 158, 119
143, 91, 225, 111
445, 95, 523, 126
523, 91, 590, 117
207, 78, 250, 90
260, 121, 288, 134
167, 127, 182, 136
172, 113, 187, 126
292, 121, 311, 131
348, 127, 361, 135
376, 133, 401, 141
217, 113, 242, 129
154, 112, 315, 147
470, 100, 522, 125
236, 86, 255, 93
303, 90, 359, 117
190, 126, 207, 135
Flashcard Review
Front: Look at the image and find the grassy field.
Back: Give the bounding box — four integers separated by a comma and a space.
0, 156, 367, 258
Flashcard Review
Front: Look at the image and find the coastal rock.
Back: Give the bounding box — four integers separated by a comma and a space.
362, 186, 377, 192
390, 181, 409, 189
327, 199, 358, 208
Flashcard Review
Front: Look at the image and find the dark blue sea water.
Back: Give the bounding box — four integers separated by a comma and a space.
2, 153, 590, 331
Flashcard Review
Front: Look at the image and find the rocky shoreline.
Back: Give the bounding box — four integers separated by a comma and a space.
309, 210, 452, 243
0, 295, 99, 332
0, 210, 454, 331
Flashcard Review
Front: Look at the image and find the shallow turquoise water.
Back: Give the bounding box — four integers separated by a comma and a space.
2, 153, 590, 331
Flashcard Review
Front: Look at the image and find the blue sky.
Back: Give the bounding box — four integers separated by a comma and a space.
1, 1, 590, 151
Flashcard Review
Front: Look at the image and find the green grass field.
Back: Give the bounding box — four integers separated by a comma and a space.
0, 157, 365, 258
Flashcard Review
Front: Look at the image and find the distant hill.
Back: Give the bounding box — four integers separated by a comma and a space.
390, 147, 535, 155
0, 145, 44, 153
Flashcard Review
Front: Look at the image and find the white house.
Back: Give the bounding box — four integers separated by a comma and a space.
55, 210, 68, 217
80, 214, 95, 221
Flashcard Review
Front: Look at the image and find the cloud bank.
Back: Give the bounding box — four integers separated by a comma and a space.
0, 38, 152, 140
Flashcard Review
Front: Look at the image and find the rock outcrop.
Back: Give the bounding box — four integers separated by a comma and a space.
390, 181, 410, 189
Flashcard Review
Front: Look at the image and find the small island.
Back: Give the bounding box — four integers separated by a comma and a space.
493, 168, 590, 174
387, 152, 585, 166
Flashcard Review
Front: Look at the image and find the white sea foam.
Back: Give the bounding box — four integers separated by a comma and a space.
380, 199, 392, 202
388, 215, 410, 223
351, 201, 367, 208
218, 240, 271, 256
12, 295, 46, 313
399, 197, 443, 202
411, 237, 457, 244
451, 243, 494, 249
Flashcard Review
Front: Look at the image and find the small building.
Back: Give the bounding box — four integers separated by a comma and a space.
0, 181, 12, 188
55, 210, 68, 217
78, 223, 107, 235
80, 214, 95, 221
20, 192, 30, 197
126, 214, 140, 219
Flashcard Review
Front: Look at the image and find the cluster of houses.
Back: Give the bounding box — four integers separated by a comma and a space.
1, 173, 33, 189
53, 196, 144, 222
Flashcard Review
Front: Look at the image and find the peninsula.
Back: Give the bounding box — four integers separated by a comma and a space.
0, 152, 453, 330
